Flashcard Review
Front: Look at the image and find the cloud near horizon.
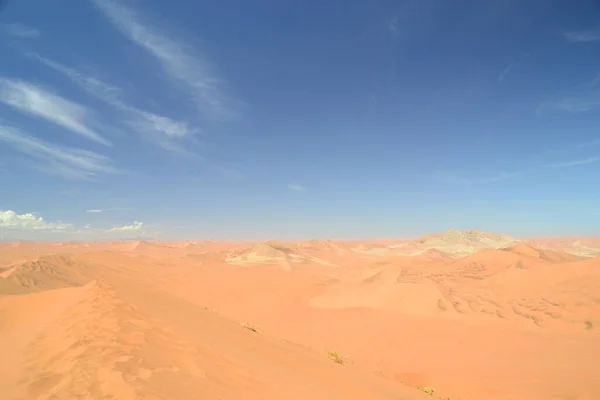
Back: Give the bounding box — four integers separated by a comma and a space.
109, 221, 144, 232
0, 209, 150, 240
0, 209, 73, 232
86, 207, 133, 213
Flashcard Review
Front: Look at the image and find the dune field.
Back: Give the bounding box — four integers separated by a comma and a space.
1, 229, 600, 400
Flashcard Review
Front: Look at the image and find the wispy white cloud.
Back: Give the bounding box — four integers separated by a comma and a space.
537, 70, 600, 116
574, 138, 600, 149
86, 207, 133, 213
0, 209, 73, 231
537, 96, 600, 115
288, 184, 307, 193
1, 23, 40, 38
30, 54, 196, 151
128, 112, 192, 138
0, 124, 118, 179
29, 54, 123, 104
434, 170, 517, 185
589, 74, 600, 88
0, 78, 110, 145
564, 26, 600, 42
126, 112, 196, 154
498, 61, 514, 83
90, 0, 230, 118
435, 151, 600, 185
543, 157, 600, 168
388, 17, 400, 36
109, 221, 144, 232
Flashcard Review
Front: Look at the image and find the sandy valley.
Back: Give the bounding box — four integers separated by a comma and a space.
1, 229, 599, 400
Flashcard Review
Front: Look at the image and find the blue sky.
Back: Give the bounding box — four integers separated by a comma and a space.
0, 0, 599, 240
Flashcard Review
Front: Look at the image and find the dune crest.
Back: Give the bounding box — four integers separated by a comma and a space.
1, 232, 599, 400
0, 279, 431, 400
226, 241, 335, 267
5, 281, 213, 399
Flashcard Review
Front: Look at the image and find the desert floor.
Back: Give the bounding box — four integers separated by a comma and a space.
1, 229, 599, 400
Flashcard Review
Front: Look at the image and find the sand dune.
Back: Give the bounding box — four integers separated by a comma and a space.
0, 254, 92, 295
310, 275, 450, 317
225, 241, 335, 268
0, 279, 428, 400
503, 242, 587, 262
523, 236, 600, 257
374, 228, 518, 258
1, 231, 599, 400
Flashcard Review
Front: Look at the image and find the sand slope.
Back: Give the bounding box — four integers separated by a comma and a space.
0, 280, 429, 400
1, 233, 599, 400
523, 236, 600, 257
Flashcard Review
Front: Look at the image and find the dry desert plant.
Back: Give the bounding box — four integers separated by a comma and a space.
241, 322, 260, 333
415, 385, 436, 396
326, 350, 345, 365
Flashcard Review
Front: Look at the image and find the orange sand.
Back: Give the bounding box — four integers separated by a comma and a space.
1, 232, 599, 399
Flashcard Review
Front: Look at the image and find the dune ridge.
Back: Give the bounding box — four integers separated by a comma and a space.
1, 230, 599, 400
